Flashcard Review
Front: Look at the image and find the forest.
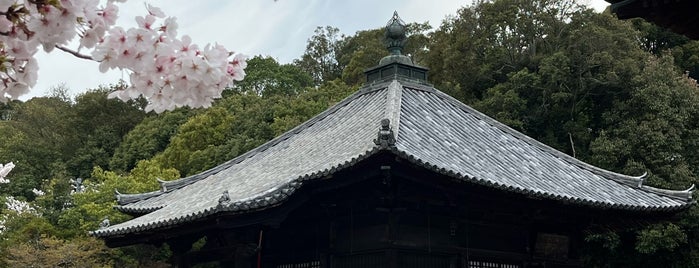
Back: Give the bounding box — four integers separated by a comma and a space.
1, 0, 699, 266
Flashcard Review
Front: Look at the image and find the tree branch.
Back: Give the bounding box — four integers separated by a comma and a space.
55, 45, 93, 61
568, 132, 576, 158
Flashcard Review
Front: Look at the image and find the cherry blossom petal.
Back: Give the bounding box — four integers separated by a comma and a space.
146, 4, 165, 18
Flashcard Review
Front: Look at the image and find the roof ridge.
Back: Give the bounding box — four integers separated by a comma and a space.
405, 85, 695, 202
372, 80, 403, 149
385, 80, 403, 140
114, 81, 394, 207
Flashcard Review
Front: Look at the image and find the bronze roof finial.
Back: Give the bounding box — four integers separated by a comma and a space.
384, 11, 407, 56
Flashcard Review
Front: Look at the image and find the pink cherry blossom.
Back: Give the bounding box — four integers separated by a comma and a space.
99, 2, 119, 25
80, 25, 106, 48
146, 4, 165, 18
160, 17, 179, 39
136, 15, 156, 30
0, 1, 247, 113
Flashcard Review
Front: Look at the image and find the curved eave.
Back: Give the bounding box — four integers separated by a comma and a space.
92, 148, 380, 238
115, 189, 163, 206
111, 82, 391, 210
642, 184, 695, 202
391, 148, 693, 212
114, 204, 163, 214
409, 83, 695, 205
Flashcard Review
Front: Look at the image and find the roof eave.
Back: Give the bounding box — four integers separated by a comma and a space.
390, 148, 691, 212
642, 184, 695, 202
111, 81, 397, 208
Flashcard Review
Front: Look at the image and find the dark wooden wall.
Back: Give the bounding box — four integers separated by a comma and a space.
255, 159, 593, 268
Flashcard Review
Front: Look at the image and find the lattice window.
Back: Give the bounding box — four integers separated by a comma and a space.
398, 252, 454, 268
468, 260, 521, 268
277, 260, 321, 268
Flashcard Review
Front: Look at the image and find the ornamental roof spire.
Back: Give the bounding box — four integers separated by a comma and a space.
384, 11, 407, 56
365, 12, 429, 84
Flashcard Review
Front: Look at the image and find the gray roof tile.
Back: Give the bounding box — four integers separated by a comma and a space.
93, 79, 694, 237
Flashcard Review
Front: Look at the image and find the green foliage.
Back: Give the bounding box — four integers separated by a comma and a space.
294, 26, 345, 85
268, 79, 357, 136
636, 223, 687, 254
109, 108, 194, 172
67, 86, 147, 178
1, 1, 699, 266
0, 97, 76, 198
630, 18, 699, 81
583, 55, 699, 267
154, 106, 239, 176
4, 236, 109, 267
0, 213, 57, 246
671, 41, 699, 81
68, 162, 177, 232
590, 55, 699, 189
1, 231, 169, 268
337, 28, 383, 85
0, 159, 177, 266
461, 8, 647, 157
585, 231, 621, 251
426, 0, 581, 102
473, 70, 530, 130
0, 84, 145, 199
234, 56, 314, 96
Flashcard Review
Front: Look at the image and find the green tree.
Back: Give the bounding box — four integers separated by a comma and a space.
67, 86, 147, 179
587, 56, 699, 268
425, 0, 583, 102
109, 109, 193, 173
630, 18, 699, 81
0, 97, 76, 199
5, 236, 109, 267
590, 55, 699, 190
234, 56, 314, 96
294, 26, 345, 85
0, 160, 176, 267
153, 107, 239, 176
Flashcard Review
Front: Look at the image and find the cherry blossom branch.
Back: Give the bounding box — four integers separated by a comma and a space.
0, 1, 248, 112
55, 45, 93, 61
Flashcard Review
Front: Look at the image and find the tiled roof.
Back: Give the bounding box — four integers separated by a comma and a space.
93, 79, 694, 238
606, 0, 699, 40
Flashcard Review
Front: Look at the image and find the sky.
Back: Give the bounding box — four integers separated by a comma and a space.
26, 0, 610, 100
